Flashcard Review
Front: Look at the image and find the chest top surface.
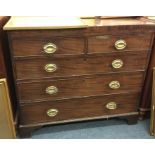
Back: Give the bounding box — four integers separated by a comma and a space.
3, 16, 155, 31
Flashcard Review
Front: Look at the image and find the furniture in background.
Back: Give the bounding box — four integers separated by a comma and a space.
145, 17, 155, 136
138, 17, 155, 119
0, 17, 8, 77
150, 67, 155, 136
0, 79, 16, 138
139, 37, 155, 119
0, 16, 16, 138
4, 16, 155, 137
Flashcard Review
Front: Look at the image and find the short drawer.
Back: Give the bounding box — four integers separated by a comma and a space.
15, 51, 148, 80
11, 37, 85, 57
19, 93, 140, 125
17, 72, 144, 103
88, 34, 152, 53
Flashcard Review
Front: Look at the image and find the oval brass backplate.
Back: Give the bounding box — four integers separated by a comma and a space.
106, 102, 117, 110
44, 64, 57, 72
115, 39, 127, 50
112, 59, 124, 69
43, 43, 57, 54
46, 86, 58, 95
109, 81, 120, 89
47, 109, 59, 117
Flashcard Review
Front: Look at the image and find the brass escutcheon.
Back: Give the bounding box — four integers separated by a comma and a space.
43, 43, 57, 54
46, 86, 58, 95
112, 59, 124, 69
44, 64, 57, 72
106, 102, 117, 110
109, 81, 120, 89
115, 39, 127, 50
47, 109, 59, 117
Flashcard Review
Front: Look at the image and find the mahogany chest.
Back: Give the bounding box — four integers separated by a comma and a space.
4, 17, 155, 137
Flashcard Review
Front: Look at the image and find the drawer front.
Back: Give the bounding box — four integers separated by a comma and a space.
11, 37, 85, 57
19, 93, 140, 125
88, 34, 152, 53
15, 51, 148, 80
17, 72, 144, 103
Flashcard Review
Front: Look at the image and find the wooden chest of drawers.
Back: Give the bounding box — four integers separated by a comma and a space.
4, 17, 155, 137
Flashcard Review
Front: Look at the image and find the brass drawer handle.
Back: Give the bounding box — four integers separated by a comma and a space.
43, 43, 57, 54
46, 86, 58, 95
106, 102, 117, 110
47, 109, 59, 117
44, 64, 57, 72
109, 81, 120, 89
112, 59, 124, 69
115, 39, 127, 50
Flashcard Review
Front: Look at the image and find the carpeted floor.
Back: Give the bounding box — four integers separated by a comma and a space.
30, 119, 154, 139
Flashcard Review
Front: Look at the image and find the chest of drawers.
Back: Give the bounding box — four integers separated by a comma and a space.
4, 17, 155, 137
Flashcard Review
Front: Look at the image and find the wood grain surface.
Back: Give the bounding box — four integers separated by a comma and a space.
17, 72, 144, 103
15, 51, 148, 80
19, 92, 140, 125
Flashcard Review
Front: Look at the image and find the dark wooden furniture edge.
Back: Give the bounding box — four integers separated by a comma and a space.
140, 33, 155, 119
0, 16, 18, 137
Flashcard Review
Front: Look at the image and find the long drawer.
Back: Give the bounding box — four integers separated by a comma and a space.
88, 34, 152, 53
19, 93, 140, 125
15, 51, 148, 80
17, 72, 144, 103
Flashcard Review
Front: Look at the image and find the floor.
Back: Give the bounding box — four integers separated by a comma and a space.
30, 118, 154, 139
